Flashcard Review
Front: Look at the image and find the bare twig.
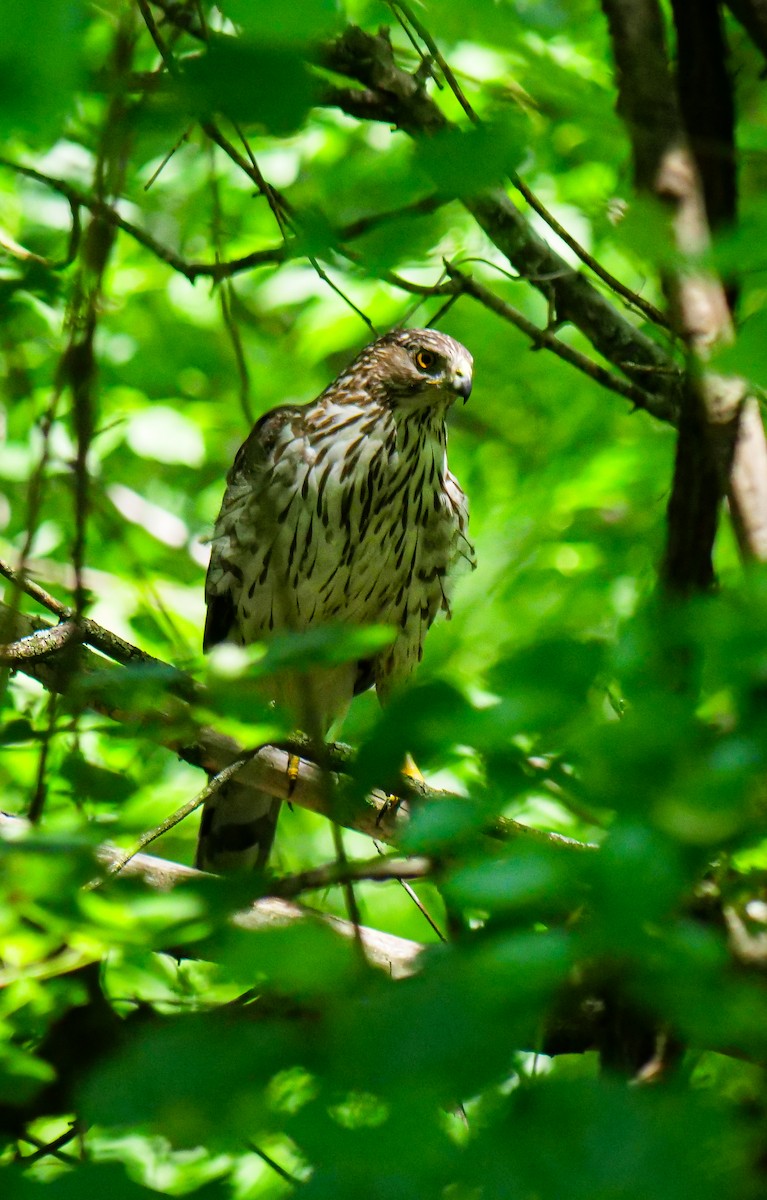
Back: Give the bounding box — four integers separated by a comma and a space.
0, 556, 196, 698
247, 1144, 304, 1188
106, 753, 257, 876
447, 266, 663, 415
390, 0, 475, 120
384, 264, 661, 414
510, 175, 670, 329
28, 691, 59, 824
272, 852, 433, 899
391, 3, 671, 333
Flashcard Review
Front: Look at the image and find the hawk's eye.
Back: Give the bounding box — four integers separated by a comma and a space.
415, 349, 436, 371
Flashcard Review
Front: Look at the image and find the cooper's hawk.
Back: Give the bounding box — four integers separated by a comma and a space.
197, 327, 475, 870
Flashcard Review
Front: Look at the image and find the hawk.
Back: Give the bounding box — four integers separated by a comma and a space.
198, 327, 475, 871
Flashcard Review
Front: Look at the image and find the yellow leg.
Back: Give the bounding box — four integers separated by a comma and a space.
286, 752, 301, 798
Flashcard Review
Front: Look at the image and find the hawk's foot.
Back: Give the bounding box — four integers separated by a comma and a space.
376, 792, 403, 827
376, 753, 425, 826
286, 752, 301, 799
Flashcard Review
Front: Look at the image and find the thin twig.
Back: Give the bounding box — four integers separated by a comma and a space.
449, 266, 664, 414
374, 838, 446, 940
247, 1143, 303, 1188
137, 0, 180, 77
202, 119, 378, 331
18, 1127, 80, 1167
0, 556, 197, 698
511, 174, 670, 329
385, 264, 662, 415
105, 753, 257, 877
28, 692, 58, 824
323, 25, 683, 418
390, 0, 475, 120
143, 125, 191, 190
390, 2, 669, 332
389, 3, 443, 89
273, 851, 433, 900
208, 145, 254, 425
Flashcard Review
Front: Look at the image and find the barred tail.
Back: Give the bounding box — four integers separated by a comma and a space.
196, 780, 281, 872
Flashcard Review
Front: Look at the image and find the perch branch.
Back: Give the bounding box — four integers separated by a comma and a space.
0, 599, 596, 855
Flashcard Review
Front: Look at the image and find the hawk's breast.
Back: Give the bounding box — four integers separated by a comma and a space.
210, 396, 474, 704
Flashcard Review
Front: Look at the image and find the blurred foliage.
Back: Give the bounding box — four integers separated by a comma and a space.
2, 1, 767, 1197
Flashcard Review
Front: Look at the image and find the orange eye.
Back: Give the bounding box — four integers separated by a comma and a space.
415, 349, 435, 370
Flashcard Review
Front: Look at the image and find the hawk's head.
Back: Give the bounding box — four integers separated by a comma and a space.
356, 328, 473, 410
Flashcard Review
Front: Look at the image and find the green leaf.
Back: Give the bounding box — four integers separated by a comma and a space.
179, 36, 315, 134
221, 0, 342, 42
59, 751, 135, 805
0, 0, 85, 139
416, 118, 525, 197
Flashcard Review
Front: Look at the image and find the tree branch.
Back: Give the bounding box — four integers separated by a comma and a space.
270, 852, 433, 899
671, 0, 736, 237
0, 600, 596, 855
446, 266, 662, 415
0, 556, 197, 699
1, 813, 760, 1071
0, 813, 425, 981
0, 621, 80, 665
320, 25, 684, 420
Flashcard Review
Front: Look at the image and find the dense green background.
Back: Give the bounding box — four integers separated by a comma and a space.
2, 1, 767, 1196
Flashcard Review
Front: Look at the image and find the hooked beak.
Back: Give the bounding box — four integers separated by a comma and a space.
450, 357, 473, 403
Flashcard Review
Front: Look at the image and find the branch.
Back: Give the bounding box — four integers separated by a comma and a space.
0, 556, 197, 699
384, 265, 658, 412
390, 3, 670, 332
320, 26, 684, 422
0, 621, 80, 665
446, 267, 661, 415
1, 600, 596, 855
671, 0, 736, 236
510, 174, 670, 329
0, 813, 425, 981
1, 812, 761, 1072
270, 853, 433, 899
0, 156, 288, 282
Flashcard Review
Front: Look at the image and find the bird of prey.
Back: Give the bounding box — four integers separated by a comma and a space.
198, 327, 475, 871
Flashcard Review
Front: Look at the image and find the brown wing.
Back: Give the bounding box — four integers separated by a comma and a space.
203, 405, 304, 652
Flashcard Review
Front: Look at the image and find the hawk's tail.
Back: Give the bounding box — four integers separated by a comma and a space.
195, 779, 281, 872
